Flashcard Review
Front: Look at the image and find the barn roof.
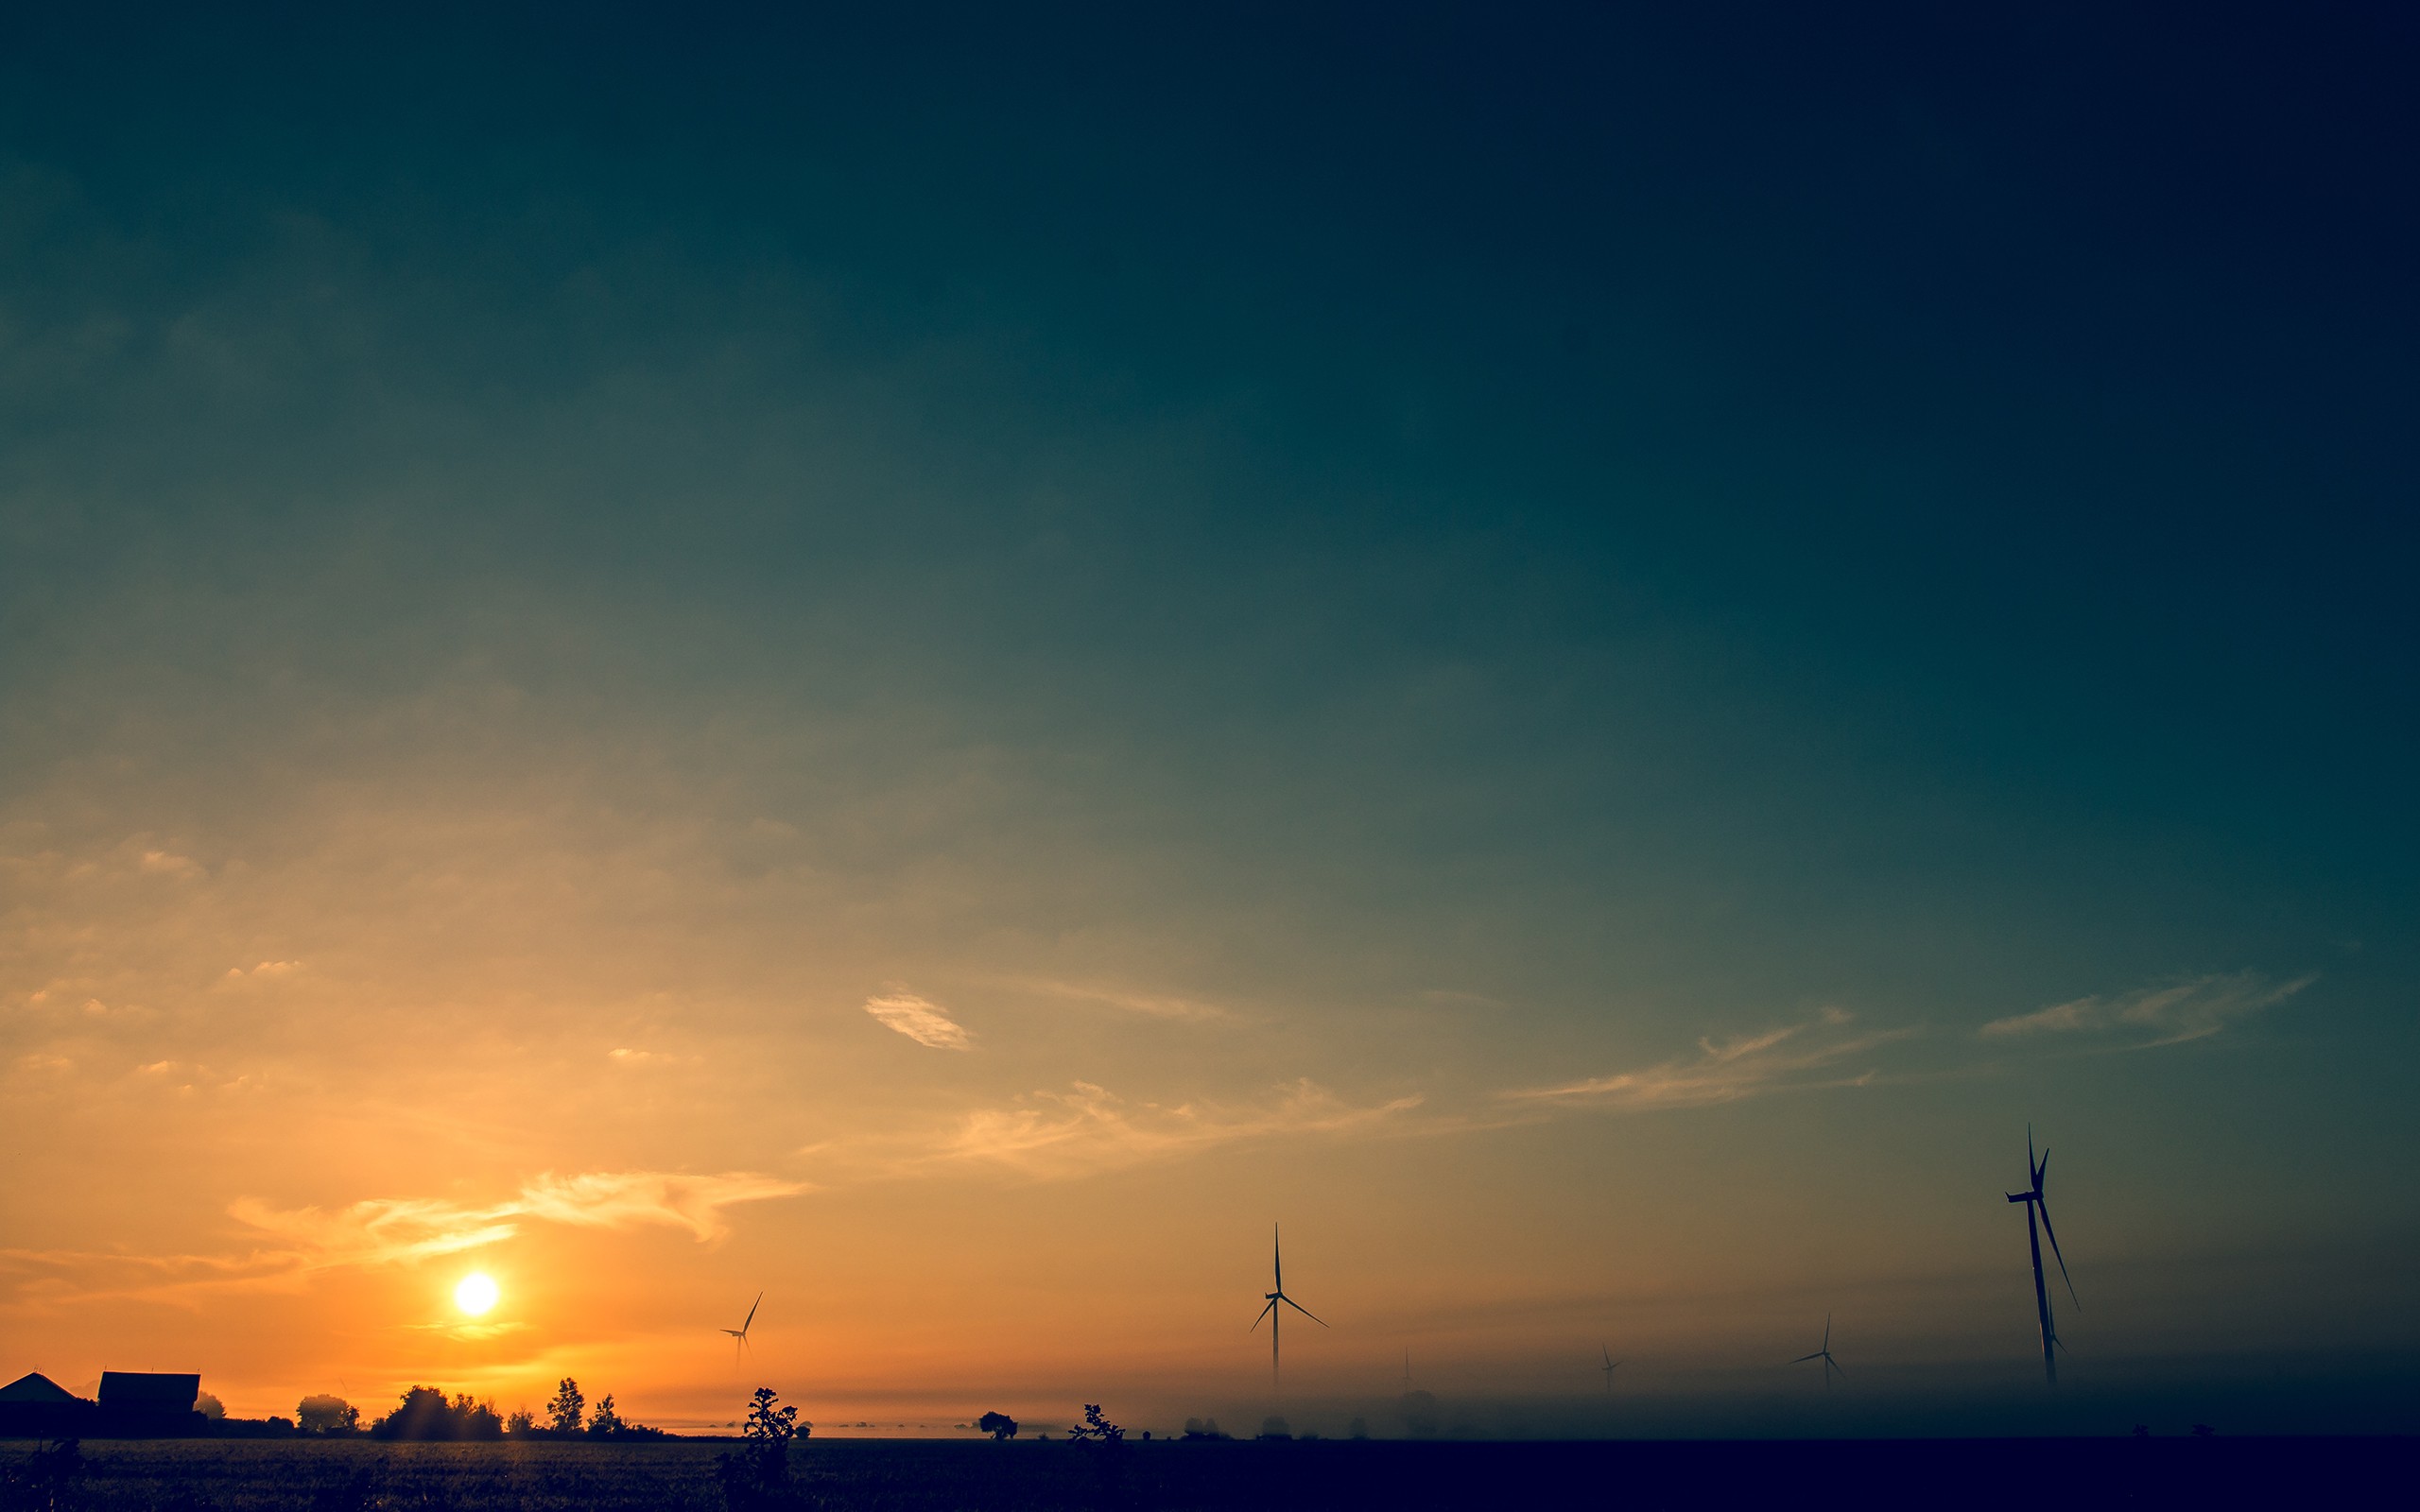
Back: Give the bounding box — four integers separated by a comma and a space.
0, 1372, 81, 1403
98, 1371, 200, 1409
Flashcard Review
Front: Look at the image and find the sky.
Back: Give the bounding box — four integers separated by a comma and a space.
3, 3, 2417, 1438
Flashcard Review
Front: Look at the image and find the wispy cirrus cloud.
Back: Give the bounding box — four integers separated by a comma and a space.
935, 1078, 1426, 1178
864, 991, 973, 1049
1981, 971, 2316, 1048
0, 1168, 806, 1308
1504, 1008, 1910, 1109
1012, 979, 1231, 1021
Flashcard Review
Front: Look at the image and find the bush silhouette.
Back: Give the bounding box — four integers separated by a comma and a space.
977, 1411, 1019, 1440
1067, 1404, 1125, 1446
717, 1387, 804, 1509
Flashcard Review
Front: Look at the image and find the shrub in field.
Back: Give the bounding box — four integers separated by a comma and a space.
1067, 1404, 1125, 1447
717, 1387, 803, 1509
977, 1411, 1019, 1440
1181, 1418, 1230, 1441
298, 1395, 360, 1435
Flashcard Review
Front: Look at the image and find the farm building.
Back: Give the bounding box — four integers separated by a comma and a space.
0, 1369, 208, 1437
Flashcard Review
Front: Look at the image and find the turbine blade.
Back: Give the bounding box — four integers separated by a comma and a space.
743, 1292, 762, 1331
1281, 1294, 1329, 1327
2036, 1147, 2050, 1191
2036, 1200, 2079, 1307
1827, 1354, 1846, 1376
1273, 1223, 1283, 1292
1791, 1352, 1824, 1364
1250, 1298, 1277, 1332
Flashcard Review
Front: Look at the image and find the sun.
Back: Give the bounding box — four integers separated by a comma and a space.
454, 1273, 500, 1316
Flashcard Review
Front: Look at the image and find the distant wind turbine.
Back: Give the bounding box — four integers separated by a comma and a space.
721, 1291, 762, 1359
2007, 1126, 2079, 1386
1249, 1224, 1327, 1389
1792, 1314, 1846, 1386
1600, 1344, 1621, 1394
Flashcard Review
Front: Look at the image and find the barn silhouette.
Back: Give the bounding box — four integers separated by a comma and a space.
0, 1369, 206, 1437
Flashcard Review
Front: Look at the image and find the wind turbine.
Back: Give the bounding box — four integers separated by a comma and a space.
1249, 1224, 1326, 1389
2007, 1126, 2079, 1385
1600, 1344, 1621, 1394
1792, 1314, 1846, 1386
721, 1291, 762, 1360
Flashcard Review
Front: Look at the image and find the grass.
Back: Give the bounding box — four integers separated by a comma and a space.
3, 1434, 2411, 1510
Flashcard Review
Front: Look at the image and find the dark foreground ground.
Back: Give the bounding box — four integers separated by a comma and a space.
2, 1435, 2409, 1511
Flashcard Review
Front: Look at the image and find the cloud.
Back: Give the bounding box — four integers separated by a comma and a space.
510, 1170, 805, 1242
219, 960, 302, 986
1980, 971, 2315, 1047
1504, 1008, 1910, 1109
936, 1078, 1426, 1177
864, 991, 973, 1049
137, 849, 202, 879
1, 1167, 807, 1307
1015, 979, 1229, 1021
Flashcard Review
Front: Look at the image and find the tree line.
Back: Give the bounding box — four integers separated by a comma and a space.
292, 1378, 663, 1441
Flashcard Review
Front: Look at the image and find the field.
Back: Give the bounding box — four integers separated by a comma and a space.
2, 1435, 2410, 1511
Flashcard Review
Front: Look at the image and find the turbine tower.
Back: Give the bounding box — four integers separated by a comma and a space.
1791, 1314, 1846, 1386
721, 1291, 762, 1360
1249, 1224, 1326, 1389
2007, 1126, 2078, 1385
1600, 1344, 1621, 1394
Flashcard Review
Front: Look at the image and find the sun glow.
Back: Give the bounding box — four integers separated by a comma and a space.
454, 1273, 500, 1316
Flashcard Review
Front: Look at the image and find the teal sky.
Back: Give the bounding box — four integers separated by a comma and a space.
3, 5, 2415, 1436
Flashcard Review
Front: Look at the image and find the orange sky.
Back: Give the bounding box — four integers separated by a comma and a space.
7, 4, 2419, 1443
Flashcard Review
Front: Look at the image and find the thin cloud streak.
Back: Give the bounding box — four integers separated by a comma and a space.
0, 1168, 806, 1309
1981, 971, 2317, 1047
864, 991, 974, 1049
1505, 1008, 1911, 1109
1013, 979, 1232, 1021
927, 1077, 1427, 1179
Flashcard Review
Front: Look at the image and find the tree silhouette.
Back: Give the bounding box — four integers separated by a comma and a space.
370, 1388, 503, 1440
297, 1396, 359, 1435
545, 1378, 585, 1436
977, 1411, 1019, 1440
586, 1395, 627, 1439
